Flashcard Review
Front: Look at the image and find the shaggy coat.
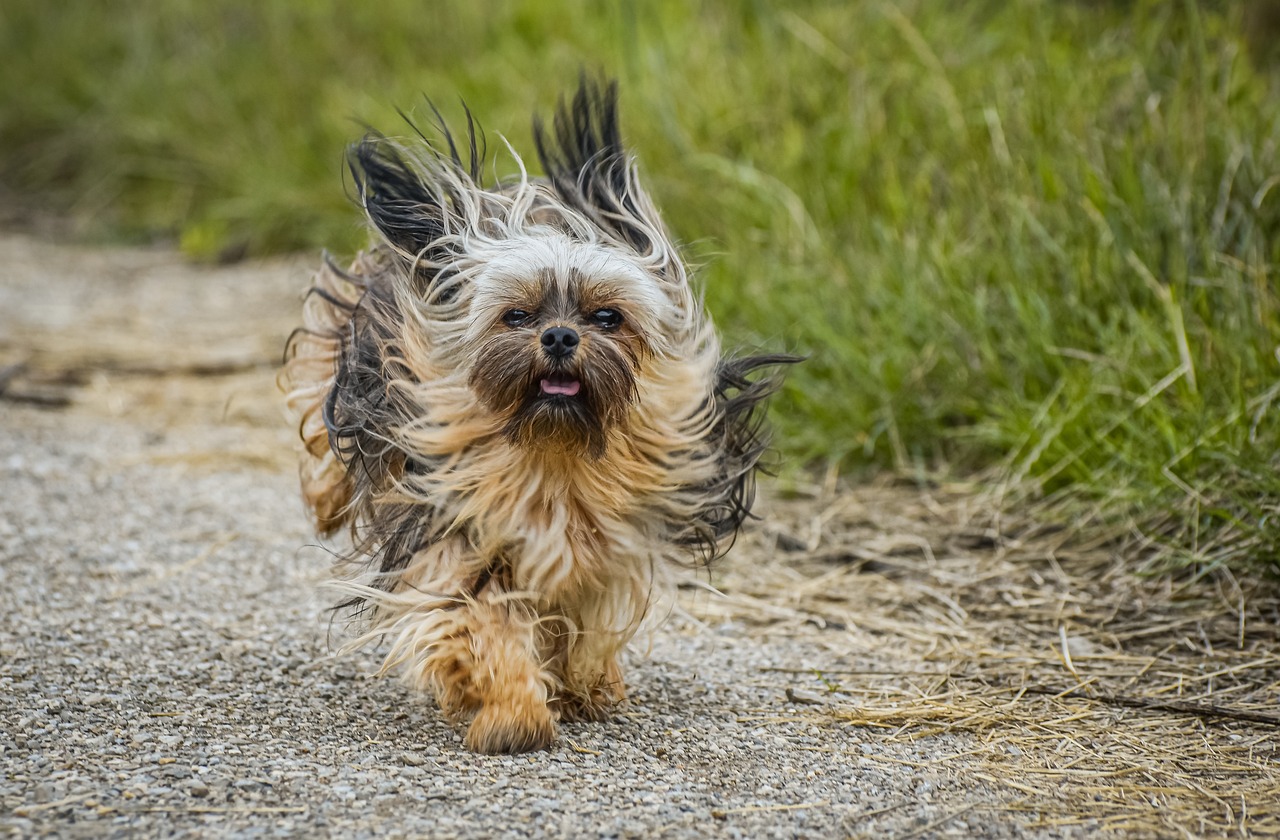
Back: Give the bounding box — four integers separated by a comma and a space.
284, 78, 791, 753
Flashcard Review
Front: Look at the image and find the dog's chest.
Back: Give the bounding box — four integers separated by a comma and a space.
466, 450, 654, 596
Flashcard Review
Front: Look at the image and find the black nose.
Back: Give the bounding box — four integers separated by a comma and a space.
541, 326, 579, 358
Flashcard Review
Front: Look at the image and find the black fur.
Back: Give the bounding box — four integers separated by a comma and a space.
348, 140, 446, 260
311, 261, 447, 612
679, 354, 801, 564
533, 76, 654, 253
347, 103, 485, 274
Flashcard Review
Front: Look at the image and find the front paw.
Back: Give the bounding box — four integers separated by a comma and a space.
555, 682, 626, 723
464, 703, 557, 754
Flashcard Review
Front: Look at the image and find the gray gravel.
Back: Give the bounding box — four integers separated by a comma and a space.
0, 233, 1064, 839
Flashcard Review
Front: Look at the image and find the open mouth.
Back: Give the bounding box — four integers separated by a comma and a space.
539, 374, 581, 397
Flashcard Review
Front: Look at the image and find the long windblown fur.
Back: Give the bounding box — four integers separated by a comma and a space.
283, 77, 795, 753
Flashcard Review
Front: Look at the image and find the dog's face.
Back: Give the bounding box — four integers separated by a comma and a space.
343, 79, 706, 462
462, 234, 676, 458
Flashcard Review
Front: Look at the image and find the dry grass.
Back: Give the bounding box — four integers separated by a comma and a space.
693, 478, 1280, 837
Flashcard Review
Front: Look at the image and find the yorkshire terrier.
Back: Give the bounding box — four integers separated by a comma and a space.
283, 78, 793, 753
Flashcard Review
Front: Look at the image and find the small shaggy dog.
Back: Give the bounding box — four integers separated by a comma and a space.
284, 78, 793, 753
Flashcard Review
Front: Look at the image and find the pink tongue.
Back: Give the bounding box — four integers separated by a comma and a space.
540, 378, 581, 396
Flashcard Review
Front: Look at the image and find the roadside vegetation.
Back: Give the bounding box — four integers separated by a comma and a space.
3, 1, 1278, 575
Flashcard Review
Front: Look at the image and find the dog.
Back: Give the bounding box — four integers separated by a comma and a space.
283, 77, 794, 753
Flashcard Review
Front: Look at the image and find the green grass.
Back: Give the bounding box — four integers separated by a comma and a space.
4, 1, 1280, 574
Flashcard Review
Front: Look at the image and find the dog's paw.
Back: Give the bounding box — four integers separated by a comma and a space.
464, 704, 557, 754
556, 668, 626, 722
555, 689, 623, 723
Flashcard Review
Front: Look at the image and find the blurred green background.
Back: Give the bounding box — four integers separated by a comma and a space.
3, 1, 1279, 574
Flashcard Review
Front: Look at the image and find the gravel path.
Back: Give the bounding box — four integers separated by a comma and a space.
0, 233, 1069, 839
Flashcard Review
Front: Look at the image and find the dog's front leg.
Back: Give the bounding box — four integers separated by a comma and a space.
556, 642, 626, 722
385, 541, 556, 752
458, 592, 556, 753
404, 590, 554, 753
551, 592, 629, 722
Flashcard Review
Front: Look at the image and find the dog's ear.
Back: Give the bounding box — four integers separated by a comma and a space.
349, 137, 442, 260
534, 77, 673, 267
347, 125, 481, 269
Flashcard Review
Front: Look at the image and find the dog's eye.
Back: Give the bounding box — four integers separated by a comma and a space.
591, 309, 623, 330
502, 309, 532, 327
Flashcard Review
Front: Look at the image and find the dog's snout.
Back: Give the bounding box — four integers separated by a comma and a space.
541, 326, 579, 358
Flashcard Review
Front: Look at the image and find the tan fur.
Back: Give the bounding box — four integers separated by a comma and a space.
282, 86, 786, 752
286, 242, 718, 750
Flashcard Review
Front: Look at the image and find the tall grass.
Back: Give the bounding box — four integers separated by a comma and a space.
3, 1, 1279, 573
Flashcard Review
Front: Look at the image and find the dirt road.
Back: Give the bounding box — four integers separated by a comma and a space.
2, 233, 1276, 838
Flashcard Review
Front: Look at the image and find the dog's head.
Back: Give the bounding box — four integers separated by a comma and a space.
346, 78, 706, 459
462, 238, 678, 457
